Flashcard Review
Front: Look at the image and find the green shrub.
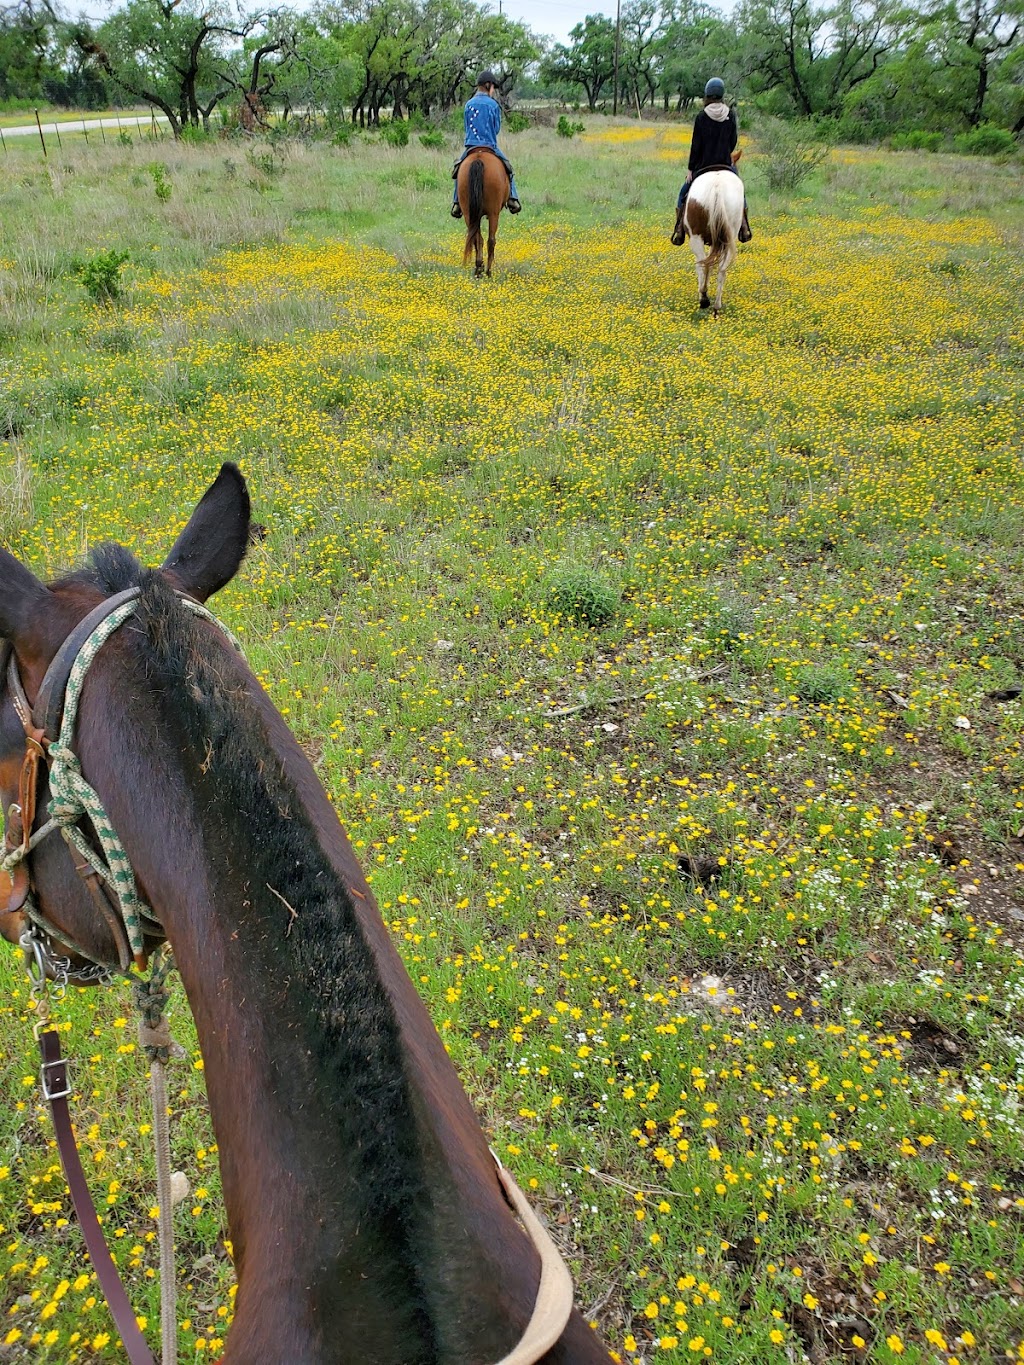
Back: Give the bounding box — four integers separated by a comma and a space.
379, 121, 410, 147
557, 115, 585, 139
246, 144, 285, 179
792, 663, 852, 705
890, 130, 943, 152
331, 123, 358, 148
418, 128, 445, 149
755, 118, 830, 190
149, 162, 172, 202
544, 562, 619, 626
117, 130, 133, 148
76, 248, 130, 305
506, 110, 530, 134
953, 123, 1017, 157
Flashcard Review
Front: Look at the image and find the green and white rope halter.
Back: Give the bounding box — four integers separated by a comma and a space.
4, 592, 241, 967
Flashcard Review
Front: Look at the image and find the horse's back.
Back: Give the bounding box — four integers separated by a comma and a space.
689, 169, 744, 214
686, 170, 744, 244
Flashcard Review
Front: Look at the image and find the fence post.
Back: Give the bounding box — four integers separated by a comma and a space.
34, 109, 47, 158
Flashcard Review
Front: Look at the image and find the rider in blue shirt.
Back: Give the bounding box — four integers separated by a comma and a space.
451, 71, 522, 217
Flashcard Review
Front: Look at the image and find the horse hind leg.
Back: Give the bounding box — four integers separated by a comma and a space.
713, 242, 737, 313
486, 215, 497, 277
692, 242, 711, 309
713, 264, 727, 314
474, 227, 484, 278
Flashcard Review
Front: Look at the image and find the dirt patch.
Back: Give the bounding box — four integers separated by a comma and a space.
898, 1017, 963, 1071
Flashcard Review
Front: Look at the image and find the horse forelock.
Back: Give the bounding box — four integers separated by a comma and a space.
51, 542, 145, 596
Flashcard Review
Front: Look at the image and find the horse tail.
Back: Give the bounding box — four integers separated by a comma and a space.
702, 178, 739, 275
463, 158, 485, 265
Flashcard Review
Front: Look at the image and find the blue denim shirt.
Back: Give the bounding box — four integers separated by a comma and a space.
464, 92, 501, 149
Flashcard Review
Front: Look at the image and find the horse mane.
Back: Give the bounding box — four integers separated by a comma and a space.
107, 570, 434, 1295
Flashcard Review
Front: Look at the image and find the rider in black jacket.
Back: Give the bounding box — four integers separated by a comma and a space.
676, 78, 752, 243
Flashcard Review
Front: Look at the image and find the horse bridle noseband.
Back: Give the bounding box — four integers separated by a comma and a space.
1, 586, 220, 983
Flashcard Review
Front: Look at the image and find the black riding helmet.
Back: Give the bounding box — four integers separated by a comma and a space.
476, 70, 498, 88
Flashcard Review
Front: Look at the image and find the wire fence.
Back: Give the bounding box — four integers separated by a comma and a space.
0, 109, 172, 157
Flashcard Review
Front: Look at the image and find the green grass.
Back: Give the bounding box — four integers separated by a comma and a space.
1, 122, 1024, 1363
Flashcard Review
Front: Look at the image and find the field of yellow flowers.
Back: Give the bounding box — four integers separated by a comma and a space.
1, 122, 1024, 1363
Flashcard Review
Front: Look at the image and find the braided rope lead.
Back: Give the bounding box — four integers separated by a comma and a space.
44, 594, 242, 966
47, 599, 152, 963
135, 949, 178, 1365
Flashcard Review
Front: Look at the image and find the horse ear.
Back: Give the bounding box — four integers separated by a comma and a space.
161, 463, 252, 602
0, 548, 52, 646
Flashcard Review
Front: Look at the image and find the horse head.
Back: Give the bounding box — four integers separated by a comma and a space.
0, 463, 252, 978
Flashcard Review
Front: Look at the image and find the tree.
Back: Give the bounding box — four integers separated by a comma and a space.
540, 14, 616, 109
0, 0, 60, 102
921, 0, 1022, 125
737, 0, 908, 116
656, 3, 738, 112
619, 0, 665, 110
73, 0, 287, 135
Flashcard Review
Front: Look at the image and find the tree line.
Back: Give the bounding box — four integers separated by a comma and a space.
1, 0, 1021, 139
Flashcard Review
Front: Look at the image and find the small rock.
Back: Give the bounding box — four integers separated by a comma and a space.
959, 883, 979, 897
433, 638, 454, 652
954, 716, 971, 730
170, 1171, 190, 1207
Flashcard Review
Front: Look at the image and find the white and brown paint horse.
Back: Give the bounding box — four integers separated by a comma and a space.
671, 169, 745, 314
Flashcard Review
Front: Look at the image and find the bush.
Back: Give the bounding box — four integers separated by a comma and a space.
117, 130, 133, 148
953, 123, 1017, 157
557, 115, 585, 139
76, 248, 130, 305
792, 663, 851, 705
331, 123, 358, 148
418, 129, 445, 149
506, 110, 531, 134
379, 120, 410, 147
890, 130, 944, 152
149, 162, 172, 202
544, 563, 619, 626
755, 119, 830, 191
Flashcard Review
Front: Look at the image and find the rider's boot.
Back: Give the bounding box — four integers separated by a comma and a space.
507, 197, 522, 214
451, 201, 463, 219
739, 202, 752, 243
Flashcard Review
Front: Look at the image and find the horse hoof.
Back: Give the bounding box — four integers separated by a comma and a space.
699, 295, 711, 309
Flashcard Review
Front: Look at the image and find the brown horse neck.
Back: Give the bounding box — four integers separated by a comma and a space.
87, 610, 608, 1362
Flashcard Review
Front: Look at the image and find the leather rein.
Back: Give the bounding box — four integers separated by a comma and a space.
1, 587, 577, 1365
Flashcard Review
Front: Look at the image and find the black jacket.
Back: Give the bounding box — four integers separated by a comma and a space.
688, 105, 738, 173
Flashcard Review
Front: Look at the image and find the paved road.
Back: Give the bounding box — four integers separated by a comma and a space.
0, 113, 171, 140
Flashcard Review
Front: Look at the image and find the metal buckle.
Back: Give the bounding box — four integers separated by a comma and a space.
41, 1056, 71, 1101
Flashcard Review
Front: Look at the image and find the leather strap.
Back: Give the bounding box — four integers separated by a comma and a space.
492, 1154, 574, 1365
39, 1028, 156, 1365
33, 588, 142, 741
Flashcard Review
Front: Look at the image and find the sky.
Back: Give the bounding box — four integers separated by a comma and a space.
492, 0, 614, 47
